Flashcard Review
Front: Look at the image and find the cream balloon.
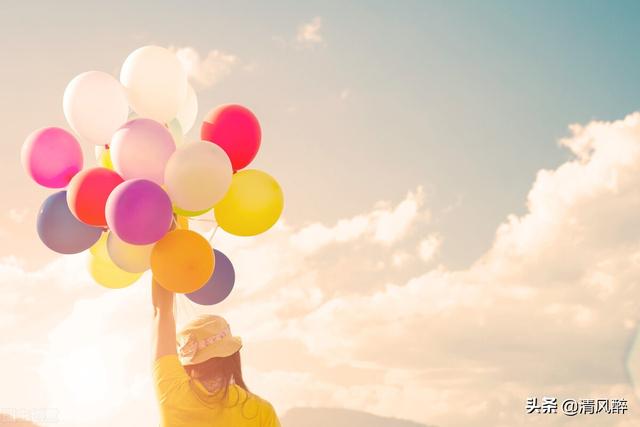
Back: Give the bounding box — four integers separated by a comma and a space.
165, 142, 232, 213
106, 232, 154, 273
94, 145, 106, 162
176, 84, 198, 133
63, 71, 129, 145
120, 46, 187, 123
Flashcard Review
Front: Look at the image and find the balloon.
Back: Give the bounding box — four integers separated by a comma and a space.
97, 147, 113, 170
173, 206, 211, 217
67, 167, 124, 226
165, 142, 232, 213
37, 191, 102, 254
214, 169, 284, 236
176, 84, 198, 133
186, 249, 235, 305
167, 119, 184, 146
110, 118, 175, 184
201, 104, 261, 171
107, 232, 154, 273
105, 179, 173, 245
63, 71, 129, 145
21, 127, 83, 188
89, 231, 110, 261
151, 230, 214, 293
120, 46, 187, 123
88, 254, 141, 289
176, 215, 189, 230
95, 144, 106, 161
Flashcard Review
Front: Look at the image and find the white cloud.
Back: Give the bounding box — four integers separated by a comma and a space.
8, 208, 29, 224
417, 234, 441, 262
392, 251, 411, 267
290, 187, 427, 253
173, 46, 237, 88
296, 17, 323, 46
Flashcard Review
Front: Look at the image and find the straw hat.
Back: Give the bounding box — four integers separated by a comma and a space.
177, 315, 242, 365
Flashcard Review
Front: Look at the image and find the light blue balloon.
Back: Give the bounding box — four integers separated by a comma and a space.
37, 191, 102, 254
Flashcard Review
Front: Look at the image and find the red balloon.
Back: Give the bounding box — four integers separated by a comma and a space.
67, 167, 124, 226
200, 104, 261, 171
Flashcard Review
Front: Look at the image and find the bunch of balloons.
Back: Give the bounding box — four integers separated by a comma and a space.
21, 45, 284, 305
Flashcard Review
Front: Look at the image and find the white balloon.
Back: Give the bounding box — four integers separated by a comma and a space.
94, 145, 106, 162
63, 71, 129, 145
176, 84, 198, 133
165, 142, 233, 213
107, 232, 154, 273
120, 46, 187, 123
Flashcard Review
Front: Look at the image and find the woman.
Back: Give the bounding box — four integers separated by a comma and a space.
152, 278, 281, 426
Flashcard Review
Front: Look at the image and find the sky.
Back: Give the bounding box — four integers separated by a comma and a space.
3, 1, 640, 426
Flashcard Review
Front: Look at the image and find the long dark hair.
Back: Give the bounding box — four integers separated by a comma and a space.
185, 351, 249, 399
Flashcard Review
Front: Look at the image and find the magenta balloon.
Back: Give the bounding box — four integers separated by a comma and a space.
21, 127, 83, 188
105, 179, 173, 244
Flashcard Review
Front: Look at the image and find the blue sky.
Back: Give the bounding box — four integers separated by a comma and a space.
3, 1, 640, 266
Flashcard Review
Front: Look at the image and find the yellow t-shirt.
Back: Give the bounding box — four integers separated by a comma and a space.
153, 355, 281, 427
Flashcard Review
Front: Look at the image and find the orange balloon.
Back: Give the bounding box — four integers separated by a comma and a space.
151, 230, 214, 293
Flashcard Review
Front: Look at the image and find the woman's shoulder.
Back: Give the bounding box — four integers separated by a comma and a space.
233, 386, 277, 415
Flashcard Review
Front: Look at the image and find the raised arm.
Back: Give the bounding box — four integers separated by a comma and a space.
151, 278, 177, 361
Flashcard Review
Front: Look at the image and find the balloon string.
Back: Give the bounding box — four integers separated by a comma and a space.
209, 225, 219, 244
189, 218, 217, 223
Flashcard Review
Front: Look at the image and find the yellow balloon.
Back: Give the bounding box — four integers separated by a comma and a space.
99, 148, 113, 170
151, 230, 214, 293
88, 254, 141, 289
214, 169, 284, 236
174, 206, 212, 217
89, 232, 110, 261
176, 215, 189, 230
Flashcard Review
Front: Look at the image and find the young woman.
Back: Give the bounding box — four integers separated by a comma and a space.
151, 278, 281, 426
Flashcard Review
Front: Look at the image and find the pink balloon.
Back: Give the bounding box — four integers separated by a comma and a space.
105, 179, 173, 245
200, 105, 261, 171
21, 127, 83, 188
110, 118, 175, 184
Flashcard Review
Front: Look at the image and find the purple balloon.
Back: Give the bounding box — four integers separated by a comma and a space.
186, 249, 235, 305
37, 191, 102, 254
105, 179, 173, 244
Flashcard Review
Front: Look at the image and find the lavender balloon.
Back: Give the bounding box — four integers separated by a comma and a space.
105, 179, 173, 244
110, 118, 176, 184
37, 191, 102, 254
186, 249, 235, 305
